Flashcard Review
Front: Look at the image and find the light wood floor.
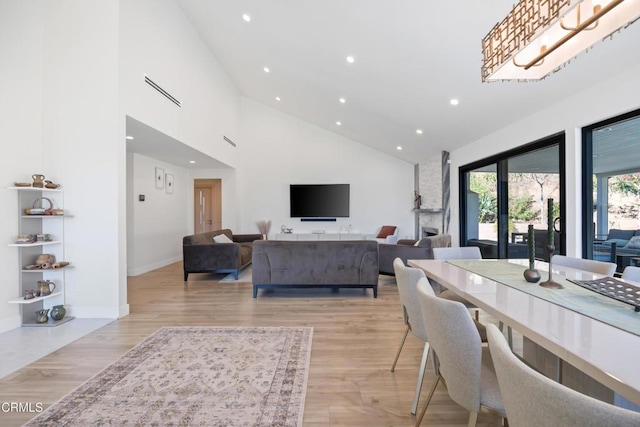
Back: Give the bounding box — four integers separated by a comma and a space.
0, 262, 503, 426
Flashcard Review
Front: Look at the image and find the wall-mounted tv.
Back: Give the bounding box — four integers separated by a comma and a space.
290, 184, 350, 218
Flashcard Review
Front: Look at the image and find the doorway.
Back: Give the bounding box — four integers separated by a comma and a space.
194, 179, 221, 233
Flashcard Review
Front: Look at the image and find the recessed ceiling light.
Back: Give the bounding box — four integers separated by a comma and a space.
346, 55, 355, 64
126, 135, 134, 140
336, 121, 342, 126
339, 97, 346, 104
189, 160, 196, 164
263, 67, 270, 73
397, 146, 403, 150
416, 129, 423, 135
242, 13, 251, 22
450, 98, 459, 106
275, 96, 281, 101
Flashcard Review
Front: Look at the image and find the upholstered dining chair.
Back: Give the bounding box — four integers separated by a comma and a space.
487, 323, 640, 427
622, 266, 640, 283
415, 278, 506, 427
551, 254, 617, 276
392, 258, 433, 415
432, 246, 482, 321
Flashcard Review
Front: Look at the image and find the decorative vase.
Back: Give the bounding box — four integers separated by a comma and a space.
50, 305, 66, 321
540, 244, 563, 289
523, 224, 540, 283
35, 309, 50, 323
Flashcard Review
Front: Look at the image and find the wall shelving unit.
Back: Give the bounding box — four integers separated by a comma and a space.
7, 186, 74, 327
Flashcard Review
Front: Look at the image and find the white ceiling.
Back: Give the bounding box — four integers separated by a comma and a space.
130, 1, 640, 166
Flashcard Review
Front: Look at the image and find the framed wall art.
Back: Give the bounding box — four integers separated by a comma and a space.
165, 173, 174, 194
155, 167, 164, 189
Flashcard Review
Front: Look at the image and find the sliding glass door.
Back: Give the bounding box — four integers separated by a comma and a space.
582, 109, 640, 274
460, 135, 565, 259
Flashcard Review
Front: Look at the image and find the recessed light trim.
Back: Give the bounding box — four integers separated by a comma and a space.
242, 13, 251, 22
126, 135, 134, 140
450, 98, 459, 106
346, 55, 355, 64
339, 97, 346, 104
263, 67, 270, 73
189, 160, 196, 164
275, 96, 281, 101
416, 129, 423, 135
397, 146, 403, 150
336, 121, 342, 126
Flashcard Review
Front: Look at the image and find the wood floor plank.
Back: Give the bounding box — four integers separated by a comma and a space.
0, 262, 503, 426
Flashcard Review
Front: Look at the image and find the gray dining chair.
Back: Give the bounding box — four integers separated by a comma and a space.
431, 246, 481, 315
415, 278, 506, 427
551, 254, 617, 276
487, 323, 640, 427
622, 266, 640, 283
392, 258, 434, 415
392, 258, 487, 416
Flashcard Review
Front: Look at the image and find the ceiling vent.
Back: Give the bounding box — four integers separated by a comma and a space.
223, 136, 237, 147
144, 75, 181, 107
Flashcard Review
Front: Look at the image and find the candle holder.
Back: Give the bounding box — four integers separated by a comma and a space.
540, 245, 563, 289
524, 224, 540, 283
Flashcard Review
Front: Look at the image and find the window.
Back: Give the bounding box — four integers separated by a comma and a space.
460, 135, 565, 259
582, 109, 640, 274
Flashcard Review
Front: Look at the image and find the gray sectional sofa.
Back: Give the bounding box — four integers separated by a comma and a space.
378, 234, 451, 275
182, 229, 262, 280
251, 240, 379, 298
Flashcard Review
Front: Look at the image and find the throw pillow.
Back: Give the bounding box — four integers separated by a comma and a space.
604, 238, 629, 248
376, 225, 397, 239
213, 234, 233, 244
625, 236, 640, 249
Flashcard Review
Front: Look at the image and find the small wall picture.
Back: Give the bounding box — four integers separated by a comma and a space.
155, 167, 164, 189
165, 173, 174, 194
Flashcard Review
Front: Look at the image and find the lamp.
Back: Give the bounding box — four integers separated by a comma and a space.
482, 0, 640, 82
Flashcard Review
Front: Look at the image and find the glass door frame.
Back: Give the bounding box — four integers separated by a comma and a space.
459, 133, 566, 258
581, 107, 640, 260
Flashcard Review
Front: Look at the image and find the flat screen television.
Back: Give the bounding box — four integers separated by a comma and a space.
290, 184, 350, 218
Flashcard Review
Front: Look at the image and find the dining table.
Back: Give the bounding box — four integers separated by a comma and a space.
407, 258, 640, 408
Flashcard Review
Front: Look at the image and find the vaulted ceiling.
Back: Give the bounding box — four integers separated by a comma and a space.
170, 0, 640, 163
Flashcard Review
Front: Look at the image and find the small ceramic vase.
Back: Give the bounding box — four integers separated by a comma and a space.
50, 305, 66, 321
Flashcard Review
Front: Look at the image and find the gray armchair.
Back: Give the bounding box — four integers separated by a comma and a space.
182, 229, 262, 280
379, 234, 451, 275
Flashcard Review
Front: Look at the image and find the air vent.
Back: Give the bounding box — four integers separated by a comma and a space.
223, 136, 237, 147
144, 75, 181, 107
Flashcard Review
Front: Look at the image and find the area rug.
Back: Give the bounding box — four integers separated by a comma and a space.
24, 326, 313, 427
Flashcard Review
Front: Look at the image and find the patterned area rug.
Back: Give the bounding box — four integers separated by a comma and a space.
24, 326, 313, 427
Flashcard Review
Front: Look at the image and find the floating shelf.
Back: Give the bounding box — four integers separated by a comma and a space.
7, 186, 62, 192
413, 208, 443, 213
22, 316, 75, 328
21, 265, 72, 273
20, 214, 71, 219
8, 292, 63, 305
8, 240, 62, 247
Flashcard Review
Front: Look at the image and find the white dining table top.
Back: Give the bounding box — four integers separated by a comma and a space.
408, 258, 640, 407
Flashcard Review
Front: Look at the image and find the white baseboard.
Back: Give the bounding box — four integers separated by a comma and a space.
0, 315, 21, 334
68, 305, 120, 319
119, 304, 130, 318
127, 256, 181, 276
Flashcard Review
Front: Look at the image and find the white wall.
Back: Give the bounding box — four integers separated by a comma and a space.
0, 1, 45, 331
127, 153, 190, 276
41, 1, 123, 320
450, 64, 640, 256
238, 98, 415, 237
119, 0, 241, 169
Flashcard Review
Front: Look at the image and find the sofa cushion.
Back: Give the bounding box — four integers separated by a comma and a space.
608, 229, 636, 240
213, 234, 233, 244
625, 236, 640, 249
377, 225, 396, 238
603, 239, 630, 248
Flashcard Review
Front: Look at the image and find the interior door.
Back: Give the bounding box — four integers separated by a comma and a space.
194, 179, 221, 233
